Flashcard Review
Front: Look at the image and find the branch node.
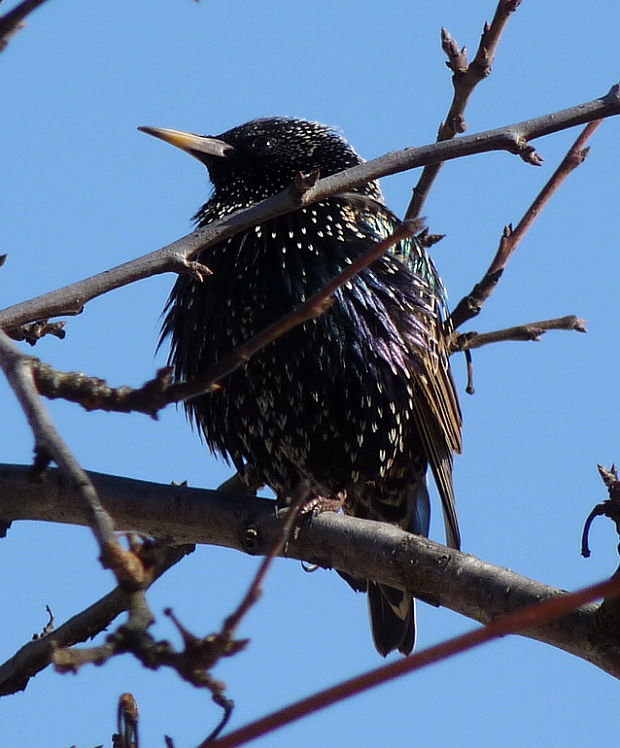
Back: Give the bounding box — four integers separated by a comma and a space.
292, 169, 321, 203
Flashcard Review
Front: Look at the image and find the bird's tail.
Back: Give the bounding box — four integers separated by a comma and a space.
340, 479, 430, 656
367, 479, 430, 656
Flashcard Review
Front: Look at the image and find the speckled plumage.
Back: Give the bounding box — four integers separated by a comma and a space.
149, 117, 462, 656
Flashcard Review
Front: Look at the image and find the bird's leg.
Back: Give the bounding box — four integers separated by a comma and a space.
275, 483, 345, 518
297, 492, 346, 516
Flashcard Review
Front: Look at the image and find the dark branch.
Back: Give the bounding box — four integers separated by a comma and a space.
0, 541, 194, 696
0, 0, 50, 52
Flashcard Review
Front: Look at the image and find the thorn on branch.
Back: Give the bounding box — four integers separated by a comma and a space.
181, 259, 213, 283
465, 350, 475, 395
516, 141, 544, 166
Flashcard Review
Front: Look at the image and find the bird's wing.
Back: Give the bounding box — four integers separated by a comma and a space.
342, 195, 463, 549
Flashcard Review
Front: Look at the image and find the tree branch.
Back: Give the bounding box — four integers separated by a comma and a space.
450, 315, 587, 353
0, 331, 159, 592
406, 0, 523, 219
0, 87, 618, 332
0, 542, 194, 697
1, 464, 618, 678
450, 120, 602, 329
0, 0, 50, 52
207, 575, 620, 748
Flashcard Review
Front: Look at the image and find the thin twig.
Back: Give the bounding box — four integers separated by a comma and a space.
0, 89, 618, 333
208, 575, 620, 748
406, 0, 523, 219
221, 481, 311, 638
450, 315, 587, 352
0, 542, 194, 696
0, 330, 151, 591
450, 120, 603, 329
0, 330, 116, 550
0, 0, 49, 51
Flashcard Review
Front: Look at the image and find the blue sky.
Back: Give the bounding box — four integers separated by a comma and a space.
1, 1, 619, 746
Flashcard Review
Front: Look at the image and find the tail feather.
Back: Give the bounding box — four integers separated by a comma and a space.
368, 582, 416, 656
342, 479, 431, 656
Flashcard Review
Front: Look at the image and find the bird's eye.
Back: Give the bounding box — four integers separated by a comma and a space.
249, 135, 275, 154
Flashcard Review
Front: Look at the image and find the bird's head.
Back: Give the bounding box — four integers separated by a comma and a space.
139, 117, 364, 202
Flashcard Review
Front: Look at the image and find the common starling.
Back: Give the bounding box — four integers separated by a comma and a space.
140, 117, 462, 656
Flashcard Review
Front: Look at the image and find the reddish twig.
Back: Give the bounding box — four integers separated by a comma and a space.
221, 482, 311, 638
208, 575, 620, 748
450, 120, 603, 329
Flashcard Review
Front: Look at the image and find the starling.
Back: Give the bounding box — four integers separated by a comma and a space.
140, 117, 462, 656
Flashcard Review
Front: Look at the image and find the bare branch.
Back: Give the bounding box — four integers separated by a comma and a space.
450, 315, 587, 352
450, 120, 603, 329
207, 575, 620, 748
31, 363, 173, 418
407, 0, 523, 219
0, 0, 50, 52
0, 541, 194, 696
0, 89, 618, 333
0, 331, 117, 552
1, 464, 618, 677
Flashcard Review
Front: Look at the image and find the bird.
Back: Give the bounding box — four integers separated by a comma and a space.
139, 117, 462, 656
